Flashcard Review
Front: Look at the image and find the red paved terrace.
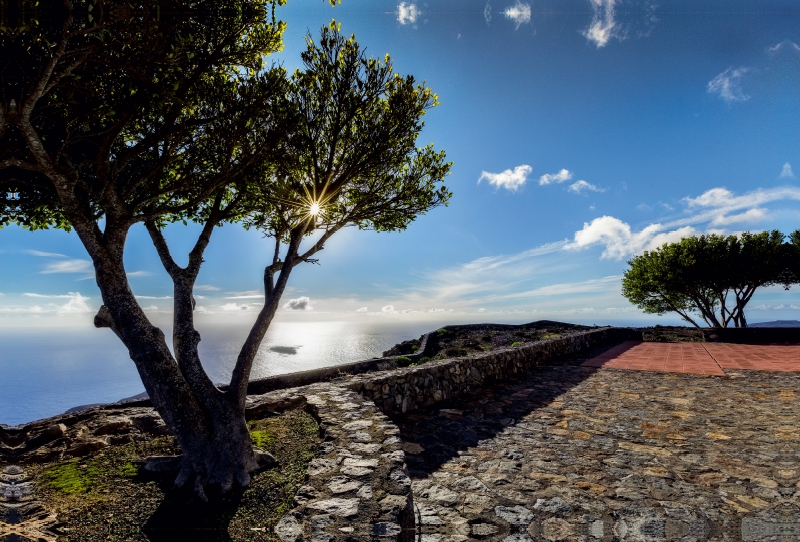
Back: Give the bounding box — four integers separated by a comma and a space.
582, 341, 800, 375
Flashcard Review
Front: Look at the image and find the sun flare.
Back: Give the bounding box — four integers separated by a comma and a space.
309, 202, 321, 216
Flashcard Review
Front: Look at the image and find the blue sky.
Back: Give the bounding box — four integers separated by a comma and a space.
2, 0, 800, 327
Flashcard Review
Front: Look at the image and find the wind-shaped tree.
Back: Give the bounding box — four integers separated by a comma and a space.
1, 0, 450, 498
622, 231, 788, 329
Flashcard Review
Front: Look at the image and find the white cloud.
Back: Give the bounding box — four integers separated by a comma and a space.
768, 40, 800, 54
356, 307, 368, 312
566, 216, 699, 259
283, 296, 313, 310
538, 169, 573, 185
709, 208, 767, 227
484, 2, 492, 23
40, 259, 93, 275
221, 302, 253, 311
57, 292, 92, 314
126, 271, 151, 278
381, 305, 395, 313
707, 67, 750, 103
478, 164, 532, 191
503, 1, 531, 29
397, 2, 420, 25
780, 162, 794, 179
583, 0, 620, 47
196, 284, 220, 291
25, 250, 66, 258
24, 292, 78, 298
568, 180, 604, 194
225, 291, 263, 299
143, 305, 159, 311
135, 295, 172, 300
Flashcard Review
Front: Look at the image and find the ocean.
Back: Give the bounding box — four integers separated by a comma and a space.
0, 320, 436, 426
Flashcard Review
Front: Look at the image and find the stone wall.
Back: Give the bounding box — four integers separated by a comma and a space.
3, 326, 637, 542
344, 327, 639, 417
247, 383, 415, 542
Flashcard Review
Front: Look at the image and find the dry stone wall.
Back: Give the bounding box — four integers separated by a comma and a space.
343, 327, 638, 417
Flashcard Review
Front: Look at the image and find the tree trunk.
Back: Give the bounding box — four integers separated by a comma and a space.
91, 246, 262, 498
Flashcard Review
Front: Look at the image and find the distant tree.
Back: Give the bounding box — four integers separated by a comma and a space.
1, 0, 450, 499
622, 231, 787, 329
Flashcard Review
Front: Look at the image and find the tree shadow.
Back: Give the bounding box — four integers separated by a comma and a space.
140, 473, 244, 542
392, 342, 620, 479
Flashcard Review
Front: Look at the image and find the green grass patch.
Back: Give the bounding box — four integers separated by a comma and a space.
511, 341, 523, 347
395, 355, 412, 363
437, 328, 447, 335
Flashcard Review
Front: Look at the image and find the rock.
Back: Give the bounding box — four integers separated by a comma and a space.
421, 484, 459, 505
327, 476, 361, 494
533, 497, 572, 516
495, 505, 534, 525
43, 423, 67, 439
65, 438, 108, 457
307, 498, 359, 517
143, 455, 182, 472
93, 417, 131, 436
452, 476, 489, 493
274, 514, 303, 542
379, 494, 409, 515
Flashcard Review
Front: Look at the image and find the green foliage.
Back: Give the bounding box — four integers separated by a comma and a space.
395, 355, 412, 363
418, 357, 432, 363
511, 341, 523, 347
623, 231, 792, 328
245, 22, 451, 246
437, 328, 447, 336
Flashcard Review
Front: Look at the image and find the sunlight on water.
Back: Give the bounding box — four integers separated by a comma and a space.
0, 320, 435, 426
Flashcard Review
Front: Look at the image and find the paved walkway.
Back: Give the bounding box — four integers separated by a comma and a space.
397, 343, 800, 541
581, 341, 800, 375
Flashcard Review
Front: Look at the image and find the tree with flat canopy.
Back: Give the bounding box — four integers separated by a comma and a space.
1, 0, 451, 498
622, 231, 788, 329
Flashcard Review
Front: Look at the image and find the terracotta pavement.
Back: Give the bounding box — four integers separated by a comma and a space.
582, 340, 800, 375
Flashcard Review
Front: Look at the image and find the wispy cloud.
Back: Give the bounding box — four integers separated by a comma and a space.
135, 295, 172, 300
40, 259, 93, 275
484, 2, 492, 24
568, 180, 604, 194
478, 164, 532, 191
538, 169, 573, 185
583, 0, 621, 47
225, 291, 263, 299
780, 162, 794, 179
397, 2, 420, 25
707, 67, 750, 103
195, 284, 220, 291
503, 1, 531, 29
768, 40, 800, 54
356, 307, 368, 312
283, 296, 313, 310
126, 271, 152, 278
25, 249, 66, 258
381, 305, 395, 313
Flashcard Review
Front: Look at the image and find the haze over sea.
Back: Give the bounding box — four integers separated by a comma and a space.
0, 316, 667, 427
0, 320, 439, 426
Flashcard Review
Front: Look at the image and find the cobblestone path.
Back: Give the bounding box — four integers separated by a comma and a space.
396, 344, 800, 541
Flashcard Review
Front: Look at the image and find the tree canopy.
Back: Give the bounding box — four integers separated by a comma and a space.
622, 231, 796, 328
2, 0, 450, 498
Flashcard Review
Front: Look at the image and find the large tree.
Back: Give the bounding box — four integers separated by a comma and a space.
622, 231, 788, 329
1, 1, 451, 498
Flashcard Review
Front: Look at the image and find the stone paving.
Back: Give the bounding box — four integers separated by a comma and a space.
396, 343, 800, 541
